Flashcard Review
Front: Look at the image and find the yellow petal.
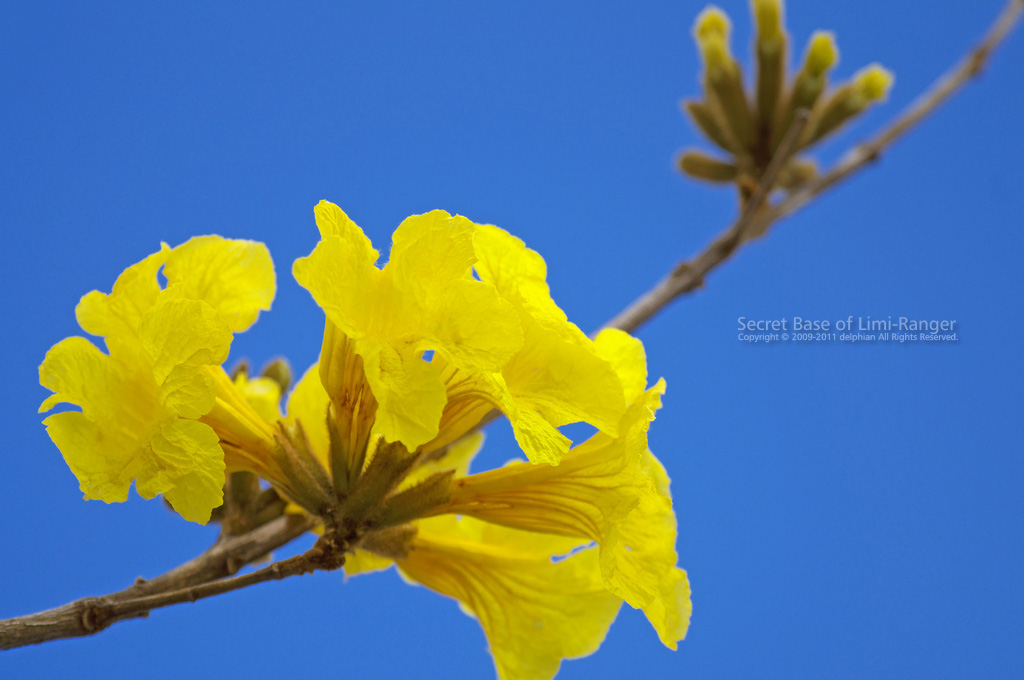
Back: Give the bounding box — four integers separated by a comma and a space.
75, 244, 171, 343
145, 418, 226, 524
594, 328, 648, 404
442, 414, 641, 541
426, 365, 570, 464
472, 224, 627, 438
360, 339, 447, 450
603, 451, 692, 649
158, 363, 217, 420
383, 210, 523, 372
314, 200, 379, 259
39, 336, 147, 416
506, 408, 573, 465
385, 210, 476, 305
386, 211, 522, 371
39, 336, 226, 523
234, 373, 283, 424
163, 235, 276, 332
398, 519, 621, 680
416, 513, 585, 562
135, 297, 232, 422
138, 298, 232, 384
284, 362, 331, 467
38, 339, 150, 503
431, 279, 522, 372
293, 224, 384, 340
471, 223, 561, 329
504, 314, 625, 433
642, 567, 692, 650
43, 410, 141, 504
570, 384, 688, 621
343, 549, 394, 578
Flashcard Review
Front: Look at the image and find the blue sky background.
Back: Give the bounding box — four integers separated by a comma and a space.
2, 1, 1022, 677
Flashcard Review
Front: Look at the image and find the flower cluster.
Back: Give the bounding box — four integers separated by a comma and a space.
40, 201, 690, 679
679, 0, 894, 201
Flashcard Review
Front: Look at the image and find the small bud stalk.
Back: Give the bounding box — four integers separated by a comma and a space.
694, 7, 755, 153
776, 31, 838, 150
751, 0, 788, 152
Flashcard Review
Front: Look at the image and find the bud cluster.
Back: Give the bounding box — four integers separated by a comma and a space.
680, 0, 894, 202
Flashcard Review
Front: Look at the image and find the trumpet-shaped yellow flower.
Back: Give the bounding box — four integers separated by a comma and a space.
436, 373, 690, 648
292, 201, 628, 468
39, 236, 276, 523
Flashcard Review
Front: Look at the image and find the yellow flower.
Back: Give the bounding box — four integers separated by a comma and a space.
39, 236, 277, 523
426, 333, 691, 652
282, 328, 690, 679
292, 201, 628, 472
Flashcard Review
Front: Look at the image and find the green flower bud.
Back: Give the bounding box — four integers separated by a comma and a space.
805, 31, 839, 77
854, 63, 894, 102
694, 6, 731, 42
259, 357, 292, 394
678, 150, 740, 183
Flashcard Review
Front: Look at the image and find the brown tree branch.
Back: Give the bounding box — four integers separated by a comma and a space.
3, 0, 1021, 652
605, 0, 1024, 333
0, 514, 313, 649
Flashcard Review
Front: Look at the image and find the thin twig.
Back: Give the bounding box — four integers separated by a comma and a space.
605, 0, 1024, 333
